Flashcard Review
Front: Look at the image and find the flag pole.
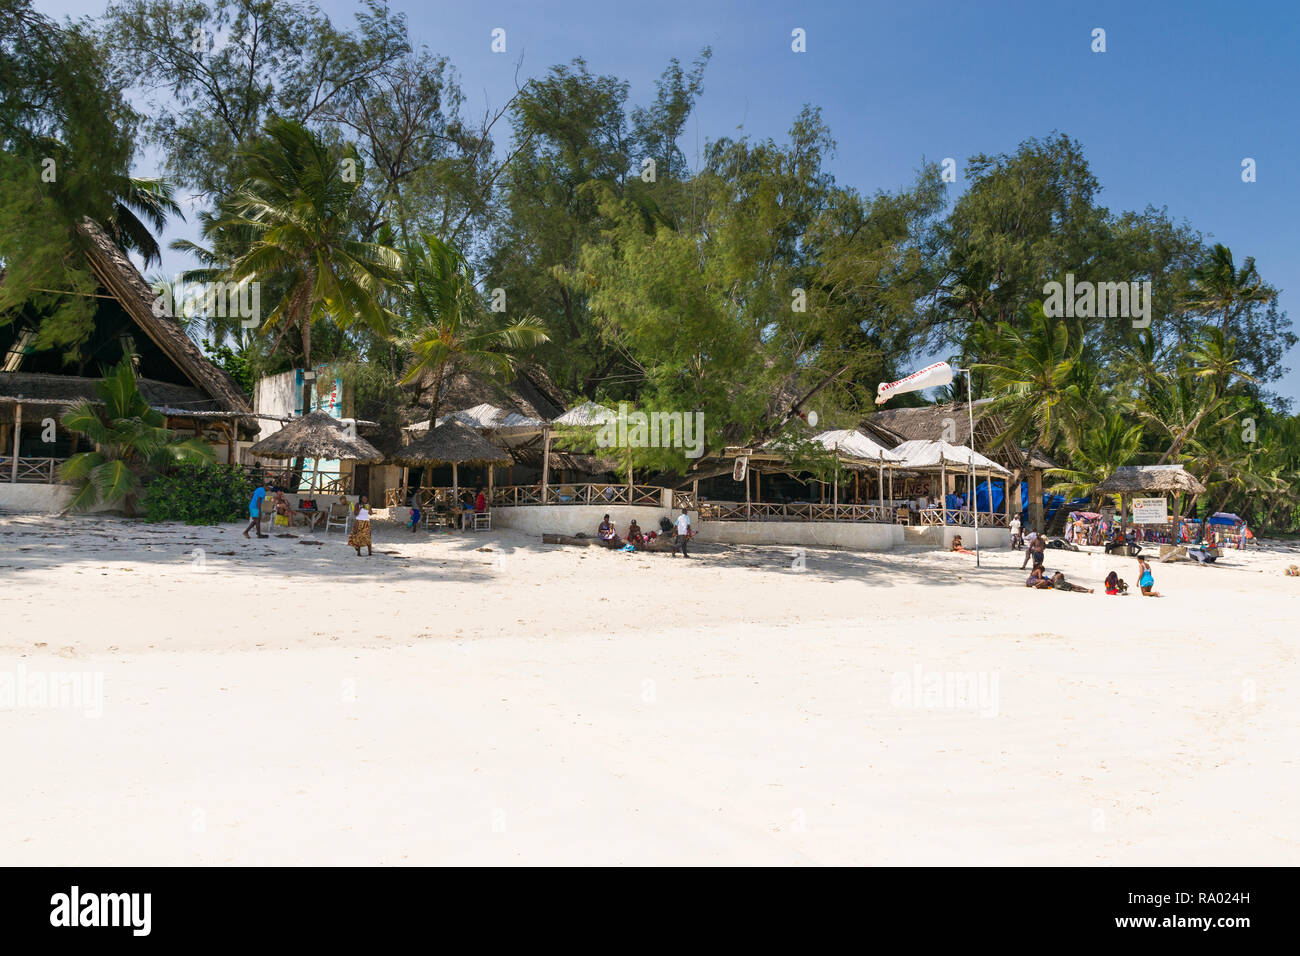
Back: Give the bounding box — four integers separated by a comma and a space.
959, 367, 980, 568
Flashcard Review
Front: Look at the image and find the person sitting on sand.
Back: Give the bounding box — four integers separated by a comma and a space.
1025, 566, 1053, 589
1104, 571, 1128, 595
349, 495, 373, 556
951, 535, 975, 555
598, 514, 617, 542
626, 519, 644, 547
1287, 565, 1300, 577
1136, 557, 1160, 596
1050, 571, 1094, 593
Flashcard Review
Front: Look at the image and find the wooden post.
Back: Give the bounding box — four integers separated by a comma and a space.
11, 402, 21, 482
1028, 468, 1044, 532
940, 458, 946, 524
488, 464, 494, 505
541, 427, 551, 501
888, 466, 893, 510
832, 464, 839, 516
745, 462, 751, 519
225, 421, 235, 465
692, 477, 699, 506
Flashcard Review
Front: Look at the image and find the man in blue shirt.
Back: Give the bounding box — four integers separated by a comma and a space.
243, 480, 270, 539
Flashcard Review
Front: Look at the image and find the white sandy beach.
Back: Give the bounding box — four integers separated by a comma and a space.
2, 514, 1297, 866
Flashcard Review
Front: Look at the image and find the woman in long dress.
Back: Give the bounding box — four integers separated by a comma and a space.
349, 495, 373, 556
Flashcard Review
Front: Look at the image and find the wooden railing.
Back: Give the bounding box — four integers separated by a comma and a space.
700, 501, 890, 522
489, 484, 668, 507
0, 456, 66, 483
385, 486, 465, 509
917, 508, 1008, 527
699, 500, 1012, 526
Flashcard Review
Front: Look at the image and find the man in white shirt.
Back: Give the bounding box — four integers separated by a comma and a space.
674, 508, 692, 558
1009, 515, 1021, 550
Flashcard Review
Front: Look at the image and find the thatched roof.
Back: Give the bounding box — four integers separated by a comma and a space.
248, 411, 383, 462
394, 418, 511, 467
402, 364, 567, 426
861, 400, 1027, 470
1094, 465, 1206, 495
0, 371, 221, 410
76, 219, 254, 421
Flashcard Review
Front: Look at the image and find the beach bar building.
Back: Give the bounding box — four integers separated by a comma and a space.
0, 222, 257, 513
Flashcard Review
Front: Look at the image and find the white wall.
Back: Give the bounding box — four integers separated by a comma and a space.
252, 370, 299, 443
493, 504, 681, 537
696, 519, 903, 552
492, 505, 1011, 553
0, 484, 113, 514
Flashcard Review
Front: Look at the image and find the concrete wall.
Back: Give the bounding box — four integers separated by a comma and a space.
696, 519, 903, 552
491, 504, 1013, 553
493, 504, 680, 537
0, 484, 113, 514
903, 525, 1011, 550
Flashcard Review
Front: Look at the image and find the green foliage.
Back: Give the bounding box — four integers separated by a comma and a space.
398, 233, 548, 417
0, 0, 137, 352
141, 463, 255, 524
58, 358, 214, 513
201, 337, 254, 392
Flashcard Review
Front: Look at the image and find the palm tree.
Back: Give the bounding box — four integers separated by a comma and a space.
58, 358, 213, 514
398, 233, 548, 421
194, 118, 401, 417
105, 177, 184, 268
1185, 243, 1273, 336
973, 307, 1088, 528
1047, 416, 1143, 506
1184, 326, 1257, 396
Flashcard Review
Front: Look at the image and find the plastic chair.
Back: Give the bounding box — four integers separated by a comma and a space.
324, 501, 353, 534
473, 511, 491, 532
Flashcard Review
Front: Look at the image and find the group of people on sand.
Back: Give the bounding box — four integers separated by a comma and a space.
597, 508, 694, 557
241, 477, 377, 557
1006, 514, 1162, 596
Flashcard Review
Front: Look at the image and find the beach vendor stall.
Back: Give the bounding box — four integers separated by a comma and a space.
1208, 512, 1247, 550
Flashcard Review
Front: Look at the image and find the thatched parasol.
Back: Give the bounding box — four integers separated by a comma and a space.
1095, 465, 1205, 495
248, 411, 384, 463
395, 418, 512, 467
393, 418, 511, 503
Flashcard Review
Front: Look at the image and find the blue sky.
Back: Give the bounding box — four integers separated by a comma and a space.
44, 0, 1300, 399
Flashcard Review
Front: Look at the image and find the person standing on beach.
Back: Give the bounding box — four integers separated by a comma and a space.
349, 495, 373, 556
1021, 530, 1045, 570
1009, 514, 1022, 550
243, 479, 269, 539
1020, 528, 1039, 568
674, 508, 693, 558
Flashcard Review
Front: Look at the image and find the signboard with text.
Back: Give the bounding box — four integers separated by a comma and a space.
1130, 497, 1168, 524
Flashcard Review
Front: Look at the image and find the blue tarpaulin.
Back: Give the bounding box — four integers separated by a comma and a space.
1208, 512, 1243, 525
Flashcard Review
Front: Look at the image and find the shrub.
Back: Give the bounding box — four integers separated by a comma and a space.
142, 463, 255, 524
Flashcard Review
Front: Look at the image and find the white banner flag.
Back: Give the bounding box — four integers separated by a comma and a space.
875, 362, 955, 404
